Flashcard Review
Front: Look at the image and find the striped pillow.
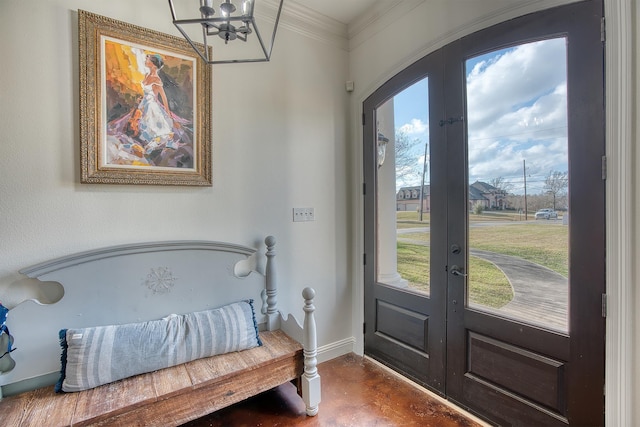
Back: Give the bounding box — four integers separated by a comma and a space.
56, 300, 261, 393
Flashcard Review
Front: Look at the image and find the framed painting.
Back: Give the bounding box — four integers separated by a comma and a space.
79, 10, 212, 186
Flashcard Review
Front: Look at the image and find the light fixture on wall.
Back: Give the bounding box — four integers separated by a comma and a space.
377, 132, 389, 168
168, 0, 284, 65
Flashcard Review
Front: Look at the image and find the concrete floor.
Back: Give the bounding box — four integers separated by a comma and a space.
181, 353, 487, 427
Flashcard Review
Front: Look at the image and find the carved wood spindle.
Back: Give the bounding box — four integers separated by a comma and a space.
264, 236, 278, 330
302, 287, 321, 416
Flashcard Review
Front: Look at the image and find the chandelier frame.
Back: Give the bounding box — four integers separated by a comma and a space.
168, 0, 284, 65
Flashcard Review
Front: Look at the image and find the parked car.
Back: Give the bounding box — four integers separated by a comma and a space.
535, 208, 558, 220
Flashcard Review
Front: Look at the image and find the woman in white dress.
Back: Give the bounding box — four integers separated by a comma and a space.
106, 53, 193, 168
136, 54, 175, 153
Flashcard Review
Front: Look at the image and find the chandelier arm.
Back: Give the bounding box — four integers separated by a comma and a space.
265, 0, 284, 59
251, 19, 269, 60
168, 0, 178, 20
202, 25, 211, 61
173, 17, 248, 25
215, 58, 269, 64
173, 23, 210, 62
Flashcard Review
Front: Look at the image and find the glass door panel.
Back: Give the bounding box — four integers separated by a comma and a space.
464, 38, 569, 332
376, 78, 430, 296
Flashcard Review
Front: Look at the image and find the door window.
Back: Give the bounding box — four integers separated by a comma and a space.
465, 38, 569, 332
376, 78, 431, 296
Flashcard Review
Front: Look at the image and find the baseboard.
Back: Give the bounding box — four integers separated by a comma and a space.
317, 336, 355, 363
1, 371, 59, 398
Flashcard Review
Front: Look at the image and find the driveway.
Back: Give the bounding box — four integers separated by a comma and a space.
469, 249, 568, 331
397, 236, 568, 331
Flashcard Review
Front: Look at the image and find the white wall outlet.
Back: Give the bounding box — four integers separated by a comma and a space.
293, 207, 315, 222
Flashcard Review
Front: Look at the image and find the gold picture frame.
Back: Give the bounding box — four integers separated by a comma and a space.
79, 10, 212, 186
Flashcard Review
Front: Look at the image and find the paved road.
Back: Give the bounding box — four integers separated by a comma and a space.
397, 236, 568, 331
397, 218, 564, 235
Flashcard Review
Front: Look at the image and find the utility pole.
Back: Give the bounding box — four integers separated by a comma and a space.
523, 159, 528, 220
419, 142, 428, 222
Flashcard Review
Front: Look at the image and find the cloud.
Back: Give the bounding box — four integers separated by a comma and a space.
466, 38, 569, 189
466, 38, 567, 128
393, 37, 569, 193
399, 118, 428, 136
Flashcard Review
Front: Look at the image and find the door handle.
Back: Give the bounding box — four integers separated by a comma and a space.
450, 265, 468, 277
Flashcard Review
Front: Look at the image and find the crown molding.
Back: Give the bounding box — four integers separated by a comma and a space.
262, 1, 586, 54
259, 0, 349, 50
259, 0, 423, 52
348, 0, 423, 49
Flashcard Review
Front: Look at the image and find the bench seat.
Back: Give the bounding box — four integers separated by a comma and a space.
2, 330, 303, 427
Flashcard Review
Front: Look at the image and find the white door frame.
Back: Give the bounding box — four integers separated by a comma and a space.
603, 0, 634, 425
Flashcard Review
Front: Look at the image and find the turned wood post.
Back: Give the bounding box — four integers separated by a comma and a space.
264, 236, 279, 331
302, 287, 321, 416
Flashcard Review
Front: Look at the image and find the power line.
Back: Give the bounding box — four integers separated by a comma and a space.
467, 125, 568, 143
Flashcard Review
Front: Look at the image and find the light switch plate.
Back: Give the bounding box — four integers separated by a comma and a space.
293, 208, 315, 222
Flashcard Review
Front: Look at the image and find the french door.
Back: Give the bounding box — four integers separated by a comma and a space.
363, 1, 605, 425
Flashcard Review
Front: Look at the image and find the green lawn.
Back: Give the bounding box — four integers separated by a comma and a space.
397, 242, 513, 308
397, 210, 531, 223
469, 223, 568, 277
396, 219, 567, 309
401, 223, 568, 277
396, 211, 430, 229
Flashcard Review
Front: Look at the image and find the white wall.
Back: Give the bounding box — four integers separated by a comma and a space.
632, 2, 639, 424
347, 0, 637, 425
0, 0, 351, 386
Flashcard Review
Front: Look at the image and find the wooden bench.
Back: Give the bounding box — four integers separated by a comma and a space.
0, 237, 321, 426
2, 330, 302, 426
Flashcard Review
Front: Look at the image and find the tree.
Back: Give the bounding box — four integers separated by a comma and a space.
394, 130, 422, 185
489, 176, 514, 194
543, 170, 568, 210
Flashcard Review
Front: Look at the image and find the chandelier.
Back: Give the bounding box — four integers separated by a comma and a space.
168, 0, 284, 64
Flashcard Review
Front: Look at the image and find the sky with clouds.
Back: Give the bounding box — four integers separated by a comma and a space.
394, 37, 568, 194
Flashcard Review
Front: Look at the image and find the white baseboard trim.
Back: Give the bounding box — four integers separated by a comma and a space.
317, 337, 355, 363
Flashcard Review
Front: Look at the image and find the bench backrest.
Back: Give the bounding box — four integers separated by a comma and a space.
2, 240, 270, 391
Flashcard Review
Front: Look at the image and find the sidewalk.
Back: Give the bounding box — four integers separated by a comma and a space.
397, 237, 569, 332
469, 249, 568, 331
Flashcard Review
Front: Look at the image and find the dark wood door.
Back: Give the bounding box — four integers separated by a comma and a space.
363, 1, 605, 425
363, 48, 448, 392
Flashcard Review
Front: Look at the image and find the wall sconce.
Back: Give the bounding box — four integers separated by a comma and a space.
377, 132, 389, 168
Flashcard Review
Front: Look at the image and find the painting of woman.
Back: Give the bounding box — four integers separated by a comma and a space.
104, 40, 195, 169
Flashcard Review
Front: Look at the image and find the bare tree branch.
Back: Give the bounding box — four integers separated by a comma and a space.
394, 130, 423, 184
543, 170, 568, 210
489, 176, 514, 194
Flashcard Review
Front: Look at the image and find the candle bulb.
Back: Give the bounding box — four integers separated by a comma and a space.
199, 0, 215, 17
